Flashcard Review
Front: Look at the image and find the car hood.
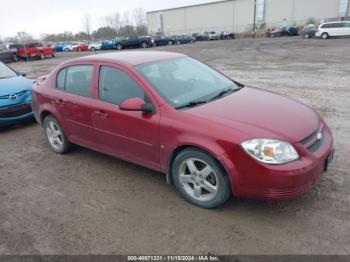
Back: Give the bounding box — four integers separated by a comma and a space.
0, 76, 33, 96
185, 87, 319, 142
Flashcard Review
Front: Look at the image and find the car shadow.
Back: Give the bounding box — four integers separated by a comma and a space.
0, 118, 37, 134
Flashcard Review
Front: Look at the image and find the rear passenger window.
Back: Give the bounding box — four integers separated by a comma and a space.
56, 65, 93, 97
98, 66, 145, 105
56, 68, 67, 90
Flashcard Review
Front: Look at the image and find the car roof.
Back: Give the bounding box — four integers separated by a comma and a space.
322, 21, 350, 24
73, 51, 187, 66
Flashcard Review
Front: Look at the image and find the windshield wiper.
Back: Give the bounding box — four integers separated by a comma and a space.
209, 88, 236, 102
175, 99, 208, 110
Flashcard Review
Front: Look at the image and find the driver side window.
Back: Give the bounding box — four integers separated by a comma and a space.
98, 66, 145, 105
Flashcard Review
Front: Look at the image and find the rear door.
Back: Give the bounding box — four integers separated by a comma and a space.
54, 64, 96, 146
332, 22, 345, 36
92, 63, 161, 170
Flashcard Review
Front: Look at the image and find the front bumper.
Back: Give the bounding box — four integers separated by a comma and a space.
221, 125, 334, 200
0, 102, 34, 126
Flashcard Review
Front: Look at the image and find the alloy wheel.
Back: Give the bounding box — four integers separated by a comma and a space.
178, 158, 219, 201
46, 120, 64, 151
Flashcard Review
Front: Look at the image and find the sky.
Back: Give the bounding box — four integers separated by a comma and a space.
0, 0, 216, 38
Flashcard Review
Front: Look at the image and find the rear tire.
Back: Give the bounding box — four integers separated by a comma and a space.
116, 44, 123, 50
141, 42, 148, 48
43, 115, 72, 154
40, 53, 45, 60
172, 148, 231, 209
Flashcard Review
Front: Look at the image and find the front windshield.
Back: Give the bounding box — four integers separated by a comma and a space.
136, 57, 240, 109
0, 63, 17, 79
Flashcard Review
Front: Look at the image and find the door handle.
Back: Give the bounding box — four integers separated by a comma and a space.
55, 99, 66, 106
95, 110, 108, 118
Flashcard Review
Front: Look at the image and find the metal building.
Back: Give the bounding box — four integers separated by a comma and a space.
147, 0, 350, 35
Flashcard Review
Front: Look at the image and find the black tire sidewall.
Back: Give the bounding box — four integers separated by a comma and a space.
172, 148, 231, 209
12, 53, 18, 62
43, 115, 70, 154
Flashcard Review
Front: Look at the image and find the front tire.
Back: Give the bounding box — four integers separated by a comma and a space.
172, 148, 231, 208
12, 53, 19, 62
40, 53, 45, 60
304, 33, 310, 39
43, 115, 71, 154
116, 44, 123, 50
321, 33, 329, 39
141, 42, 148, 48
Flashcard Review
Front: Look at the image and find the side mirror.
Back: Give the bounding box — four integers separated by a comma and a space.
119, 98, 154, 113
17, 71, 26, 77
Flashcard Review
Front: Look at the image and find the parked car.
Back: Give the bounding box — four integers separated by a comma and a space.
88, 41, 102, 51
280, 27, 299, 36
220, 31, 233, 40
204, 31, 219, 40
170, 35, 194, 45
0, 44, 19, 63
266, 28, 282, 38
192, 33, 204, 41
0, 62, 33, 126
17, 42, 55, 60
114, 36, 154, 50
101, 40, 116, 50
63, 42, 79, 52
54, 42, 66, 52
152, 35, 170, 46
31, 51, 334, 208
73, 43, 89, 52
316, 21, 350, 39
301, 24, 317, 39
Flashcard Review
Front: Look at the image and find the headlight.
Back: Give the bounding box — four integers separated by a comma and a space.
241, 139, 299, 164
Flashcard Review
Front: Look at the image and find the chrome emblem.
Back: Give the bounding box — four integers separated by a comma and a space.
9, 94, 17, 100
317, 132, 323, 140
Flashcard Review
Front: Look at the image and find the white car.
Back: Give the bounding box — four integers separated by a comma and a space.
88, 42, 102, 51
63, 43, 78, 52
204, 31, 219, 40
316, 21, 350, 39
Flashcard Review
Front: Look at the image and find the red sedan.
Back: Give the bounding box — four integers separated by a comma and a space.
73, 43, 89, 52
31, 51, 334, 208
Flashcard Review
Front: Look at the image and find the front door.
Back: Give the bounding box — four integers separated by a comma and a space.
92, 64, 160, 170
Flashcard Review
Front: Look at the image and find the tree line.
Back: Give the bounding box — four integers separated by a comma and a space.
1, 8, 147, 44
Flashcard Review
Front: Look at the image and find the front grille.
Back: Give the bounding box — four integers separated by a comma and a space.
300, 123, 325, 153
266, 182, 314, 199
0, 103, 32, 118
0, 90, 27, 100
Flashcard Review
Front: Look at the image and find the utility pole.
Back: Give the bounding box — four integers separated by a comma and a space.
252, 0, 257, 38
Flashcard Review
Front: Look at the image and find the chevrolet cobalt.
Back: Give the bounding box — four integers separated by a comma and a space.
32, 51, 334, 208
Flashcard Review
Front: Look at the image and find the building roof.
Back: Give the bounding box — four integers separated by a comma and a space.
74, 51, 186, 66
147, 0, 233, 14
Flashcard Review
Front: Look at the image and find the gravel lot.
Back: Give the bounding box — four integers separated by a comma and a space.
1, 37, 350, 255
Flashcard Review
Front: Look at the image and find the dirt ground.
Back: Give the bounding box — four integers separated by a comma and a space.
1, 37, 350, 255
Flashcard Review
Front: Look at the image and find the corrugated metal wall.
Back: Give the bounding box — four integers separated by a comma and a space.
147, 0, 350, 35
